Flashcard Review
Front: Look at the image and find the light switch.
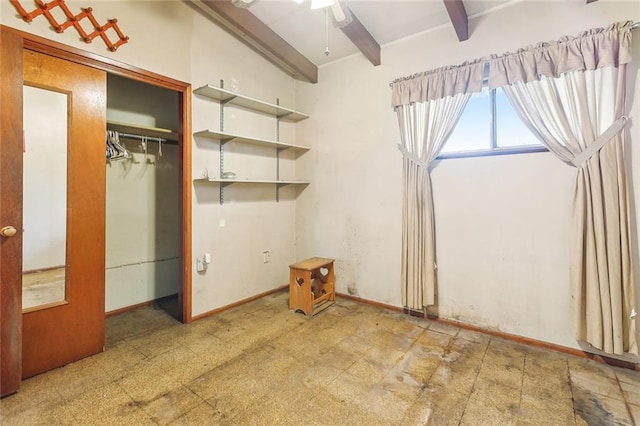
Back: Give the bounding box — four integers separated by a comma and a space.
196, 257, 205, 272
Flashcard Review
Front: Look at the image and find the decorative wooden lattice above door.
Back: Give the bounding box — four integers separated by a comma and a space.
10, 0, 129, 52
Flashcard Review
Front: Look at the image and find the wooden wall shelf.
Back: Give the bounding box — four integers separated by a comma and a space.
194, 178, 310, 187
193, 81, 309, 204
193, 84, 308, 122
194, 129, 309, 152
107, 120, 178, 142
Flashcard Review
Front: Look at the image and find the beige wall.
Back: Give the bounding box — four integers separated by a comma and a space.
1, 1, 301, 317
105, 142, 180, 312
295, 0, 640, 358
188, 9, 301, 317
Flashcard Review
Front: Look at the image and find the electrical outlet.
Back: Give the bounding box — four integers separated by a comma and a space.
263, 251, 270, 264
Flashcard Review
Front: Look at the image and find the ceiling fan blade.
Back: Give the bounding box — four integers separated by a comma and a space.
330, 1, 352, 27
310, 0, 334, 9
231, 0, 257, 9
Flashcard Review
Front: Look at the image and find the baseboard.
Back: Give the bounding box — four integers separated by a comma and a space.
336, 292, 404, 313
337, 293, 639, 371
434, 316, 638, 371
191, 285, 289, 322
105, 293, 178, 318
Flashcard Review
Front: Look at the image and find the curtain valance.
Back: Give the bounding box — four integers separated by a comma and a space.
488, 21, 633, 88
391, 59, 485, 107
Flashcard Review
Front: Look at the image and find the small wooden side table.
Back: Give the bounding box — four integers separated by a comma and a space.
289, 257, 335, 316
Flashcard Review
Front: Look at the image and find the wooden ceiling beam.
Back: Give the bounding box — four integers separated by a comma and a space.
443, 0, 469, 42
191, 0, 318, 83
340, 7, 381, 66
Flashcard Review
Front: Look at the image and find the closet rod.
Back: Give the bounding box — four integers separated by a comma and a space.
117, 132, 166, 143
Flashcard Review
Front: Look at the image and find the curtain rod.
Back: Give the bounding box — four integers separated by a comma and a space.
389, 22, 639, 88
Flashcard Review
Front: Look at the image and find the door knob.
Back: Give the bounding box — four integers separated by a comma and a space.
0, 226, 17, 237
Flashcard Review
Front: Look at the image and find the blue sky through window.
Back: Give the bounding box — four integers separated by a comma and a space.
440, 87, 543, 155
495, 88, 542, 148
441, 88, 491, 153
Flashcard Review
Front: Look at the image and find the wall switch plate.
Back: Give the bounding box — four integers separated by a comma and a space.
196, 257, 205, 272
219, 219, 225, 227
263, 251, 270, 264
204, 253, 211, 264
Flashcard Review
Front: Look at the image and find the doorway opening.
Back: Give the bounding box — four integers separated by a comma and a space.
105, 74, 182, 321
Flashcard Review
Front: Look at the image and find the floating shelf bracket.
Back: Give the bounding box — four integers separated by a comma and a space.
220, 79, 226, 205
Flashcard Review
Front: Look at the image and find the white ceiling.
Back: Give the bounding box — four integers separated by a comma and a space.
247, 0, 511, 66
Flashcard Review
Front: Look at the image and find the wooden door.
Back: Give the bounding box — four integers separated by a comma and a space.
22, 49, 107, 378
2, 48, 107, 384
0, 28, 24, 398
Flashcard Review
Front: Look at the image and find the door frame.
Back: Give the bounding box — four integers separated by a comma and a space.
0, 25, 193, 396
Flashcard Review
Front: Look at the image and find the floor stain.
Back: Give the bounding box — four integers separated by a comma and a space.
573, 387, 625, 426
347, 282, 358, 295
4, 290, 639, 425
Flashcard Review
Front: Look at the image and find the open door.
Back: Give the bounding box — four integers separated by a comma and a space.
21, 50, 107, 378
0, 28, 24, 398
1, 47, 107, 388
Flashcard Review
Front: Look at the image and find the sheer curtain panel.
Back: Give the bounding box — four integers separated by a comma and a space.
489, 22, 637, 355
391, 60, 484, 310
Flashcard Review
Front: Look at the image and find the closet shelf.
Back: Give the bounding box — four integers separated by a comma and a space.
194, 178, 310, 187
194, 129, 309, 151
193, 85, 309, 122
107, 120, 179, 141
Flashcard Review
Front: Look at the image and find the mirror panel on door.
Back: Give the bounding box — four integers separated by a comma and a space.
22, 85, 68, 312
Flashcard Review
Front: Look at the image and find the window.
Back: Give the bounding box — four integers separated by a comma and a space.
439, 87, 546, 157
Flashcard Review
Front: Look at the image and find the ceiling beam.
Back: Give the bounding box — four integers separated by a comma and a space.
190, 0, 318, 83
443, 0, 469, 42
340, 7, 381, 66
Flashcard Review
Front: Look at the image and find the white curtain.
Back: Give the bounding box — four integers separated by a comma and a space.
391, 60, 484, 310
489, 22, 636, 355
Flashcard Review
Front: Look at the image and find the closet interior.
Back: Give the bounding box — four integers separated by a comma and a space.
105, 74, 181, 320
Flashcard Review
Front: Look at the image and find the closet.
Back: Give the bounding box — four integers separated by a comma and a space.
105, 74, 181, 318
1, 30, 191, 395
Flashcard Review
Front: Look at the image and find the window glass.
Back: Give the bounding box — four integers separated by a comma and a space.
494, 88, 543, 148
441, 88, 491, 153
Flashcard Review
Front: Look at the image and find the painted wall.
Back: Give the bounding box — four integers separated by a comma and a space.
1, 1, 193, 82
105, 142, 180, 312
188, 8, 301, 317
107, 74, 179, 130
1, 1, 300, 317
295, 0, 640, 357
